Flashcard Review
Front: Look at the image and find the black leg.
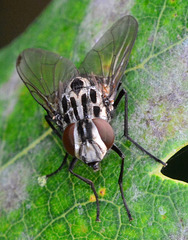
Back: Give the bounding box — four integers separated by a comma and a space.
114, 89, 167, 166
45, 115, 62, 139
69, 157, 100, 222
46, 153, 68, 179
111, 144, 133, 221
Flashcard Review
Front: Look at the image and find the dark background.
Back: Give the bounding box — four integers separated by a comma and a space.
0, 0, 51, 49
161, 145, 188, 183
0, 0, 187, 183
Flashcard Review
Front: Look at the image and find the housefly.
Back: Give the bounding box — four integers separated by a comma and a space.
16, 15, 167, 221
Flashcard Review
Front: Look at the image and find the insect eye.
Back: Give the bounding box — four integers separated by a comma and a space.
63, 123, 75, 156
93, 118, 114, 149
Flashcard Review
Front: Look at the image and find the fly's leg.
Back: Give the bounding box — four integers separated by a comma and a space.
46, 153, 68, 179
114, 89, 167, 166
45, 115, 62, 139
45, 115, 67, 179
111, 144, 133, 221
69, 157, 100, 222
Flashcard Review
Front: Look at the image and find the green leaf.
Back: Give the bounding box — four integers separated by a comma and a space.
0, 0, 187, 239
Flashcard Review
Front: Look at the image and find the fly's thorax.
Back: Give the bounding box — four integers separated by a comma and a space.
58, 77, 114, 129
62, 118, 114, 170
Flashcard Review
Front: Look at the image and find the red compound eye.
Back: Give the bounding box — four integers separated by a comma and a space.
93, 118, 114, 149
62, 123, 75, 156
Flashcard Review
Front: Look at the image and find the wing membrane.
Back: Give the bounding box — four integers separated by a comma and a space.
16, 48, 79, 113
79, 15, 138, 95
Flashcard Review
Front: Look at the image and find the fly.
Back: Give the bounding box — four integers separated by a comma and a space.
16, 15, 167, 222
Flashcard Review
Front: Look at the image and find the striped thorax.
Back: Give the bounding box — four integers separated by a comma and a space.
61, 77, 115, 170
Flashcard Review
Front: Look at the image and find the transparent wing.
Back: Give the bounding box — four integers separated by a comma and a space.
16, 48, 79, 114
79, 15, 138, 96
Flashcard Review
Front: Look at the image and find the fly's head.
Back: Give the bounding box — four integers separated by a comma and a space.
63, 118, 114, 171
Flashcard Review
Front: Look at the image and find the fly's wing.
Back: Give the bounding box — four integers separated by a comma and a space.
79, 15, 138, 96
16, 48, 79, 114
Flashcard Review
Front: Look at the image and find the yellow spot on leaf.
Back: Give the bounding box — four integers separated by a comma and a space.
81, 225, 88, 233
99, 188, 106, 197
90, 194, 96, 202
